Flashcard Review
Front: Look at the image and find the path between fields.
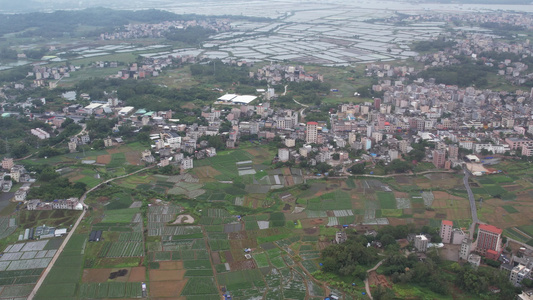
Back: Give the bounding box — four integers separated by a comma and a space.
364, 259, 385, 300
27, 165, 155, 300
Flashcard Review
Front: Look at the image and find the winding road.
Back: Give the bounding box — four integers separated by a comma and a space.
364, 259, 385, 300
27, 165, 155, 300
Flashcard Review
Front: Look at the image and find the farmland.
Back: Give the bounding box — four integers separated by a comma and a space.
15, 137, 533, 300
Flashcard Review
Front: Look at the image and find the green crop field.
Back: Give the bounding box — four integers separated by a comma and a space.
79, 282, 143, 299
217, 269, 264, 287
34, 235, 86, 300
306, 190, 352, 211
181, 277, 218, 295
253, 252, 269, 268
377, 192, 396, 209
183, 260, 212, 269
102, 208, 138, 223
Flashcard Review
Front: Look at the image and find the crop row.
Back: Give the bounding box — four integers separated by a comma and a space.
79, 282, 142, 299
104, 242, 143, 258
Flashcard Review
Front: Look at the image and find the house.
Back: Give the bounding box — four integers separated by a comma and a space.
414, 235, 428, 252
181, 157, 194, 170
468, 253, 481, 268
440, 220, 453, 244
510, 264, 531, 287
14, 189, 27, 201
335, 231, 347, 244
1, 158, 14, 170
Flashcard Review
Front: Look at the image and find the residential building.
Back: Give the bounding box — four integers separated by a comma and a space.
448, 145, 459, 159
278, 148, 289, 162
306, 122, 318, 144
510, 264, 531, 287
68, 141, 77, 153
476, 224, 503, 258
414, 235, 428, 252
460, 238, 472, 260
14, 189, 27, 201
10, 165, 26, 183
1, 158, 13, 170
468, 253, 481, 268
432, 149, 446, 169
285, 138, 295, 148
181, 157, 194, 170
452, 228, 466, 245
30, 128, 50, 140
335, 231, 347, 244
440, 220, 453, 244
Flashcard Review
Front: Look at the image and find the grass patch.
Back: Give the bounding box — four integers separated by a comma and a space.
502, 205, 518, 214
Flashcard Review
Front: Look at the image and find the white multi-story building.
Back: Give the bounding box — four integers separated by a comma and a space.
510, 264, 531, 287
414, 235, 428, 252
278, 148, 290, 162
181, 157, 193, 170
306, 122, 318, 144
30, 128, 50, 140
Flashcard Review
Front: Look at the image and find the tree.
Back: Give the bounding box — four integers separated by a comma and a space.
92, 139, 105, 150
332, 153, 340, 160
349, 162, 366, 174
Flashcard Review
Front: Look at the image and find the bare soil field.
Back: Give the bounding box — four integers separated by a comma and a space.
150, 269, 186, 281
193, 166, 221, 180
96, 155, 112, 164
230, 259, 255, 270
125, 151, 141, 165
211, 252, 221, 265
82, 268, 116, 283
129, 267, 146, 282
149, 280, 187, 298
159, 261, 184, 270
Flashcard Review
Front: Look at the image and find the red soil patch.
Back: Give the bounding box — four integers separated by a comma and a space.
158, 261, 184, 270
128, 267, 146, 282
150, 269, 186, 281
82, 268, 114, 283
149, 279, 188, 298
368, 271, 392, 289
96, 155, 111, 164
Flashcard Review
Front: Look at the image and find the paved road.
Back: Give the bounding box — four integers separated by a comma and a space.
462, 166, 479, 239
27, 165, 154, 300
364, 259, 385, 300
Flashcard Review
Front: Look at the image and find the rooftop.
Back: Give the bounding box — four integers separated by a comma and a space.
479, 224, 503, 235
442, 220, 453, 226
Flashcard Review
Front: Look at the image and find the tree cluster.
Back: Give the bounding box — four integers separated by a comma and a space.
320, 236, 379, 280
